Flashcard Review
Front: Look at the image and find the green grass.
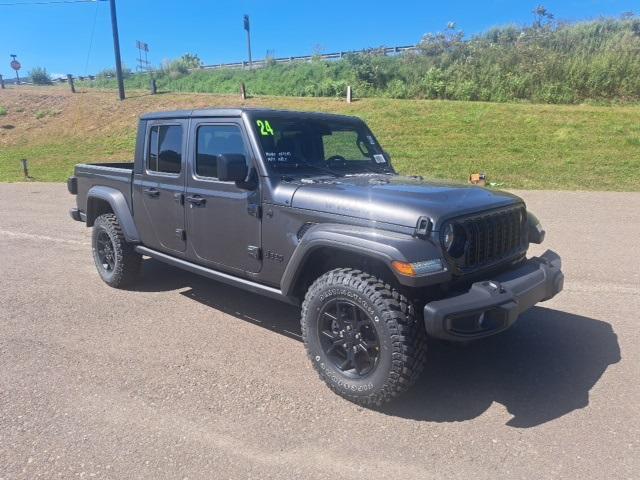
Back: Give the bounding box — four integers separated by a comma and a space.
1, 91, 638, 190
351, 99, 640, 190
0, 135, 137, 182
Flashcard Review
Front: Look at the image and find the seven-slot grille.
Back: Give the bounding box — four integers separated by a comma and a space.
444, 205, 527, 272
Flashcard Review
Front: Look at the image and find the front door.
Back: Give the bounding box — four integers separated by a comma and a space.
133, 120, 187, 254
185, 119, 262, 273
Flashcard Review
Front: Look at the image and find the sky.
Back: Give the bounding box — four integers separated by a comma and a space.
0, 0, 637, 78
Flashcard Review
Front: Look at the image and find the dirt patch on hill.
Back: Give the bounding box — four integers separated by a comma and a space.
0, 85, 348, 149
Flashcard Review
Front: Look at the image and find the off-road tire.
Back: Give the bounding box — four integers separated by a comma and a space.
92, 213, 141, 288
301, 268, 427, 406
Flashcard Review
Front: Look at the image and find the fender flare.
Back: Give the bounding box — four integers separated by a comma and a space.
86, 186, 140, 242
280, 223, 445, 297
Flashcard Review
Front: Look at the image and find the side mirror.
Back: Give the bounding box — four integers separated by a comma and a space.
217, 154, 248, 183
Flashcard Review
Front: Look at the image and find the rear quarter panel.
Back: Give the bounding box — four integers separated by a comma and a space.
74, 163, 134, 212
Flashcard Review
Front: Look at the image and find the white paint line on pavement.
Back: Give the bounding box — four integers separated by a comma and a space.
0, 229, 89, 246
2, 228, 637, 297
564, 281, 640, 296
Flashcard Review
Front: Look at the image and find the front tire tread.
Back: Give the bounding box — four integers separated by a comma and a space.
301, 268, 427, 406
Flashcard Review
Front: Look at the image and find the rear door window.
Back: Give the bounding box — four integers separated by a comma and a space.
147, 125, 182, 174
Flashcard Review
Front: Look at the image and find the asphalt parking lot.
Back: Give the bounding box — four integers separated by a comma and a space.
1, 183, 638, 479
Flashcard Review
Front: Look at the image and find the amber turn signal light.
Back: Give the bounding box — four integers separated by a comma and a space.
391, 261, 416, 277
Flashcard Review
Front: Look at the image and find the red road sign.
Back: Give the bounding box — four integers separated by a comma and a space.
10, 60, 21, 71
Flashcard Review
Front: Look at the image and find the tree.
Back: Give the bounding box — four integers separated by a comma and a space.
532, 5, 554, 28
418, 23, 465, 57
179, 53, 202, 69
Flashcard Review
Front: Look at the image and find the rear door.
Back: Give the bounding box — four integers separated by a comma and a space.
184, 119, 262, 273
132, 120, 188, 254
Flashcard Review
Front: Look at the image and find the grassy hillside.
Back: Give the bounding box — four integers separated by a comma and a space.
0, 86, 639, 190
81, 17, 640, 104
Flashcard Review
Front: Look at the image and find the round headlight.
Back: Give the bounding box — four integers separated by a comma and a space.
443, 222, 467, 258
443, 223, 455, 251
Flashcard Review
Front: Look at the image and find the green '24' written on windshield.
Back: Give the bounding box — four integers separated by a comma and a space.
256, 119, 274, 136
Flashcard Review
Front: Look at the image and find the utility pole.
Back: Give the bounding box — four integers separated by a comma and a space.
243, 14, 252, 70
109, 0, 125, 100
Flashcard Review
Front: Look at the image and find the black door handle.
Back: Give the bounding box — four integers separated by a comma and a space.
186, 195, 206, 206
143, 188, 159, 197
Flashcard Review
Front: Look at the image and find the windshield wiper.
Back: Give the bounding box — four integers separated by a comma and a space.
274, 161, 343, 178
343, 163, 393, 175
299, 161, 344, 177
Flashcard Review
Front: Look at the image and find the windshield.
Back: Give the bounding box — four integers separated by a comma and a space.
250, 114, 393, 176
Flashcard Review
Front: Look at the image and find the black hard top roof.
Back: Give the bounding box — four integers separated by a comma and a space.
140, 107, 359, 122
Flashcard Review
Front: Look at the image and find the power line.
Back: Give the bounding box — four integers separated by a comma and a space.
0, 0, 106, 6
83, 0, 100, 74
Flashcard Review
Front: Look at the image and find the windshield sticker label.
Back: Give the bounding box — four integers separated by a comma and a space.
367, 135, 376, 145
373, 154, 386, 164
265, 151, 292, 162
277, 151, 292, 162
256, 119, 275, 136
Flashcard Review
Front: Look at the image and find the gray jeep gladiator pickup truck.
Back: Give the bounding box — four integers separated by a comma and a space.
68, 108, 564, 405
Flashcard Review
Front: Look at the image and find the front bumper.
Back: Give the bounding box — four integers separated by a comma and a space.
423, 250, 563, 341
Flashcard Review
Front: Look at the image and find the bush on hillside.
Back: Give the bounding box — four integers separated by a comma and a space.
96, 66, 132, 79
160, 53, 203, 79
30, 67, 53, 85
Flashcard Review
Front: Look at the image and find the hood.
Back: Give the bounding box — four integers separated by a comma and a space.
290, 175, 521, 229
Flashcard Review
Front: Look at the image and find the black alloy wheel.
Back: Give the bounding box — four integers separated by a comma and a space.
95, 229, 116, 273
91, 213, 141, 288
318, 298, 380, 377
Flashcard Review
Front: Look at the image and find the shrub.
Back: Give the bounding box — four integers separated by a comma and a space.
161, 58, 190, 78
386, 79, 409, 99
421, 68, 447, 99
96, 66, 132, 79
30, 67, 52, 85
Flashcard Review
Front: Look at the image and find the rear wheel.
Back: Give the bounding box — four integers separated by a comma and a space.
92, 213, 141, 288
301, 268, 427, 406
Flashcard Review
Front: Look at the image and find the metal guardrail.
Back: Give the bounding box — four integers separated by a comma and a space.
200, 45, 418, 70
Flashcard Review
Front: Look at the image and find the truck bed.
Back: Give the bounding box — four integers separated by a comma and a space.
73, 162, 134, 216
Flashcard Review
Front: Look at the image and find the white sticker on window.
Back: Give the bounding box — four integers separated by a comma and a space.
373, 154, 386, 164
277, 151, 292, 162
367, 135, 376, 145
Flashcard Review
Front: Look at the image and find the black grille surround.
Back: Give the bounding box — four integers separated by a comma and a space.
440, 204, 528, 275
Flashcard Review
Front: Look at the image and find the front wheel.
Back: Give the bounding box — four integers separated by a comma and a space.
301, 268, 427, 406
92, 213, 141, 288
